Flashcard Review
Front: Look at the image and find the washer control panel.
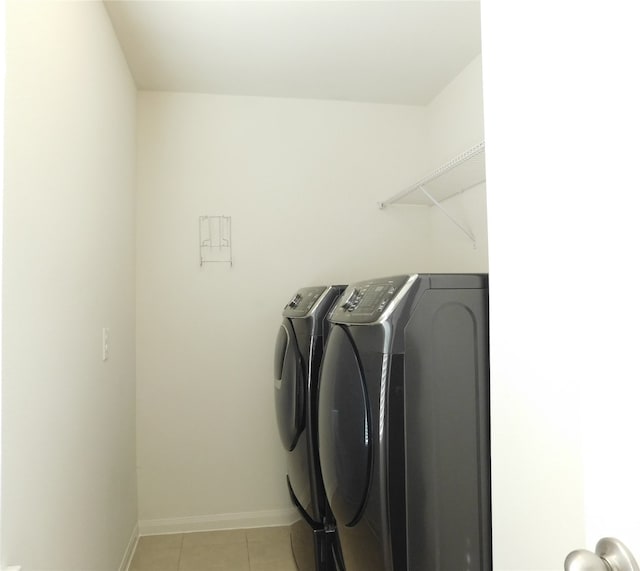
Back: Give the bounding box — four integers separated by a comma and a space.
282, 286, 331, 318
330, 275, 413, 323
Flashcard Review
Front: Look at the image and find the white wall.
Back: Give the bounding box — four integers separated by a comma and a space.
0, 0, 5, 562
421, 54, 487, 271
135, 56, 486, 531
483, 1, 640, 569
2, 2, 138, 569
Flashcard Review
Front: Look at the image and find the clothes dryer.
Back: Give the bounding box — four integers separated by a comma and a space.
317, 274, 491, 571
274, 285, 346, 571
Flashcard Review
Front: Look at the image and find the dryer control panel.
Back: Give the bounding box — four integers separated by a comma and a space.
282, 286, 333, 318
330, 275, 415, 324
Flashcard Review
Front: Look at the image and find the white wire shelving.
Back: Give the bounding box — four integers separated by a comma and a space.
378, 141, 486, 246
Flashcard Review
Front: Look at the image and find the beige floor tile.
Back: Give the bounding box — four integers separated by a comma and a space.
182, 529, 247, 548
130, 542, 181, 571
247, 526, 295, 571
247, 540, 293, 562
179, 542, 250, 571
245, 526, 291, 544
128, 527, 298, 571
249, 557, 298, 571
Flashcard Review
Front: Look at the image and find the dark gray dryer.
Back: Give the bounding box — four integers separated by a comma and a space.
317, 274, 491, 571
274, 285, 345, 571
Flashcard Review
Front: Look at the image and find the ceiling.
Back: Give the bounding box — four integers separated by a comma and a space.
104, 1, 482, 107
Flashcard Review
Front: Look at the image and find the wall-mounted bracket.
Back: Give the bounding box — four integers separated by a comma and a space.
199, 215, 232, 267
418, 185, 476, 248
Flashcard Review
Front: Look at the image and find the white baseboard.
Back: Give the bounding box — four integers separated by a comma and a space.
119, 523, 139, 571
138, 507, 299, 536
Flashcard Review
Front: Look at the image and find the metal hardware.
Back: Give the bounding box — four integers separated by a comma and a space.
418, 184, 476, 247
565, 538, 639, 571
199, 215, 232, 267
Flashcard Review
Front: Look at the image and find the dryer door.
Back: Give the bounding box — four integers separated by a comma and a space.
274, 320, 305, 451
318, 325, 372, 527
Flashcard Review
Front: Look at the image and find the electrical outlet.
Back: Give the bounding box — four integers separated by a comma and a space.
102, 327, 110, 361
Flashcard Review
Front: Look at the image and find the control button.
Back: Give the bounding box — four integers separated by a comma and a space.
287, 294, 302, 309
341, 289, 360, 311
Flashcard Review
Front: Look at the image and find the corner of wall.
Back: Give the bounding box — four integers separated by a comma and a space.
119, 524, 139, 571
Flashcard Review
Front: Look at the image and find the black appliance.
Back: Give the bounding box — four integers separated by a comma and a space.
317, 274, 491, 571
274, 285, 346, 571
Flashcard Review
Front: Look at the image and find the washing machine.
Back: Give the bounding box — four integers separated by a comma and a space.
317, 274, 491, 571
274, 285, 346, 571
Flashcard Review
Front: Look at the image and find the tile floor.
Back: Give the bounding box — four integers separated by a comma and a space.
129, 526, 297, 571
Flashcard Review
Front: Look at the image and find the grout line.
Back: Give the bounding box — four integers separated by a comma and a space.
244, 529, 252, 571
175, 533, 185, 571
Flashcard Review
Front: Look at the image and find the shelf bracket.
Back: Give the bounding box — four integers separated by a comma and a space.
418, 185, 476, 248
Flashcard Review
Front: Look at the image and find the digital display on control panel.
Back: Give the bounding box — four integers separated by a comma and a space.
355, 285, 388, 313
332, 275, 411, 323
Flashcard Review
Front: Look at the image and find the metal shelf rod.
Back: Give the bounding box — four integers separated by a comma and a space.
377, 140, 485, 209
